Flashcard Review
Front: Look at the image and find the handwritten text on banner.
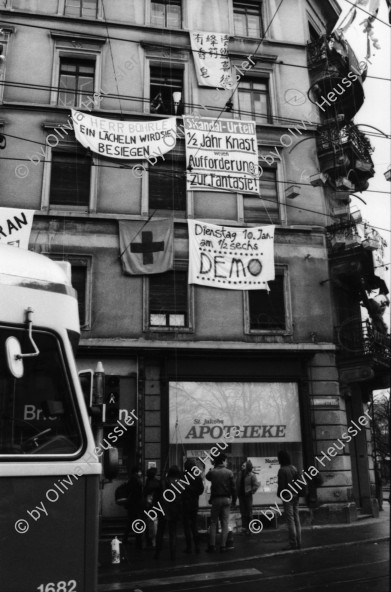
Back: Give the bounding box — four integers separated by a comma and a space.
184, 116, 259, 194
190, 31, 233, 88
72, 110, 176, 159
188, 220, 275, 290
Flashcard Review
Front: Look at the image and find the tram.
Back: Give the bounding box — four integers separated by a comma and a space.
0, 245, 100, 592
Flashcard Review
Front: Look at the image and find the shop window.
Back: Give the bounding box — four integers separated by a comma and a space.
49, 149, 92, 209
149, 157, 186, 213
248, 273, 286, 331
149, 269, 188, 328
168, 381, 303, 508
58, 58, 95, 108
64, 0, 98, 18
49, 255, 91, 328
238, 79, 271, 123
151, 0, 182, 28
234, 1, 263, 37
243, 167, 279, 223
150, 66, 183, 115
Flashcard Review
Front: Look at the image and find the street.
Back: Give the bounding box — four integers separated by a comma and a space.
99, 536, 389, 591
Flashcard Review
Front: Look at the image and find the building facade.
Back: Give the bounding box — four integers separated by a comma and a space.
1, 0, 388, 524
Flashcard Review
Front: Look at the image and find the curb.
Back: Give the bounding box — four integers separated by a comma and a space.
99, 535, 389, 578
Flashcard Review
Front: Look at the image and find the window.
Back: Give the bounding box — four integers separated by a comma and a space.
0, 326, 83, 456
149, 270, 188, 328
49, 149, 91, 209
150, 66, 183, 115
64, 0, 98, 18
49, 255, 91, 328
248, 273, 286, 331
149, 157, 186, 212
151, 0, 182, 28
244, 167, 279, 223
58, 58, 95, 108
238, 79, 271, 123
71, 264, 87, 326
308, 22, 320, 43
234, 2, 263, 37
168, 381, 303, 508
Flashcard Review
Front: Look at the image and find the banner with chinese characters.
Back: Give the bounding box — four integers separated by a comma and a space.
0, 207, 35, 249
190, 31, 233, 88
72, 110, 176, 159
183, 116, 259, 194
188, 220, 274, 290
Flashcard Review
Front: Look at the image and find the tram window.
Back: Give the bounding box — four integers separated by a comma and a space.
0, 327, 83, 456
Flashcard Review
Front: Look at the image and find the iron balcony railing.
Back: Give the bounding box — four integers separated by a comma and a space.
307, 34, 362, 76
318, 123, 374, 165
336, 319, 391, 367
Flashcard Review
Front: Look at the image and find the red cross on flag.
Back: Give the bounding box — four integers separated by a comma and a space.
119, 219, 174, 275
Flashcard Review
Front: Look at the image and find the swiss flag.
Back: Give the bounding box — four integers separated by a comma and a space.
119, 219, 174, 275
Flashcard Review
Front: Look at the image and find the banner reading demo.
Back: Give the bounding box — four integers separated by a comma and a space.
188, 220, 275, 290
72, 109, 177, 159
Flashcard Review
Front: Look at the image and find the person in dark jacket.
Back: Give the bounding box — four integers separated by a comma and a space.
154, 465, 183, 560
206, 453, 237, 553
182, 458, 204, 554
277, 451, 301, 550
143, 467, 161, 547
123, 466, 144, 549
236, 459, 260, 533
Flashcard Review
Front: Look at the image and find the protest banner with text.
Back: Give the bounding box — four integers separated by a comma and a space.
72, 110, 177, 159
188, 220, 274, 290
184, 116, 259, 194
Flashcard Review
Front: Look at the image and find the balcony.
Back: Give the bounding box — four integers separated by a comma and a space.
317, 123, 375, 193
336, 319, 391, 387
307, 33, 365, 121
329, 243, 386, 295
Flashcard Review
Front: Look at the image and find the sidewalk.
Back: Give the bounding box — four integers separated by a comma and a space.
99, 505, 390, 578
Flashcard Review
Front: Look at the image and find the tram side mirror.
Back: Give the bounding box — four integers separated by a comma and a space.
5, 336, 24, 379
103, 447, 119, 481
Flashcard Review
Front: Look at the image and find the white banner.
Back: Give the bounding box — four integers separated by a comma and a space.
188, 220, 274, 290
169, 382, 302, 444
72, 110, 177, 159
0, 207, 35, 249
184, 116, 259, 194
190, 31, 233, 88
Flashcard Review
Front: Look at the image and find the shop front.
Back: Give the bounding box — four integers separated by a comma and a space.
168, 381, 304, 507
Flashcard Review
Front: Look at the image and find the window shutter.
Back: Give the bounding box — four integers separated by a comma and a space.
149, 271, 187, 314
244, 168, 279, 223
149, 161, 186, 211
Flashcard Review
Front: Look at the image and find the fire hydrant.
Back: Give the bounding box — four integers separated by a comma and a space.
111, 536, 121, 564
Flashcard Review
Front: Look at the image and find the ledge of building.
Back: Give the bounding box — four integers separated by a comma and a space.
78, 338, 336, 352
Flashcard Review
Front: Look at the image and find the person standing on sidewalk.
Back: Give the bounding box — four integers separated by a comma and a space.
236, 459, 260, 533
123, 466, 144, 550
277, 451, 301, 550
182, 458, 204, 554
143, 466, 161, 548
154, 465, 183, 560
206, 453, 237, 553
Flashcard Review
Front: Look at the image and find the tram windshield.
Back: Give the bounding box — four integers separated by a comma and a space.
0, 326, 83, 456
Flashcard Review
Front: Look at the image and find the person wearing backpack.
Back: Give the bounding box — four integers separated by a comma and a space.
277, 451, 302, 550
